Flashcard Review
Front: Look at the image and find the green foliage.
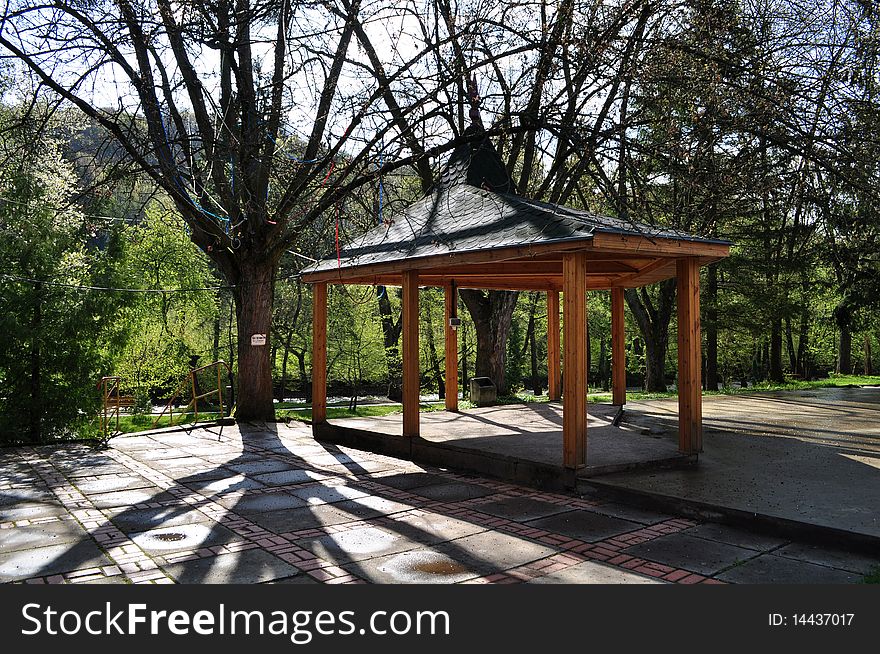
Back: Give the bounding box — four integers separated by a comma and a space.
0, 117, 126, 443
112, 205, 219, 400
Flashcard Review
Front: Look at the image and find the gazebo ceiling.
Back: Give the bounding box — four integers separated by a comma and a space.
301, 127, 731, 290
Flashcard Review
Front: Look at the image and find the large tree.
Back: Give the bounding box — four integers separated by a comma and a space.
0, 0, 488, 419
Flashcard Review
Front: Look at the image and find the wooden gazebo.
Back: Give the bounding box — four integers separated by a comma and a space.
301, 129, 730, 471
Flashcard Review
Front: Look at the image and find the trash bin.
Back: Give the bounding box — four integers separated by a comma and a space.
469, 377, 496, 406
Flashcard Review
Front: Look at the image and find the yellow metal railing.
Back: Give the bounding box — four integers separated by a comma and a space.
152, 360, 230, 429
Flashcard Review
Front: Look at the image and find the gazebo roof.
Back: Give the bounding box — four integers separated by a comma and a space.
302, 129, 730, 290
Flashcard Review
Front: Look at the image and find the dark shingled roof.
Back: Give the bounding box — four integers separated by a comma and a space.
305, 129, 729, 275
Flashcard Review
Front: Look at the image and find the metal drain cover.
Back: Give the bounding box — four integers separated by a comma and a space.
132, 523, 215, 551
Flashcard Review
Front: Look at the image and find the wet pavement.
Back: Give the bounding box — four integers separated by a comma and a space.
0, 419, 877, 584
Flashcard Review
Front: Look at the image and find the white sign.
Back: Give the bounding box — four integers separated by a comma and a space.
250, 333, 267, 346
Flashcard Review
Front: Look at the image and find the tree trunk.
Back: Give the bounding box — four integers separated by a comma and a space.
29, 282, 42, 443
795, 310, 809, 378
705, 265, 719, 390
530, 320, 541, 396
784, 316, 797, 373
377, 286, 403, 401
625, 281, 675, 392
279, 328, 293, 401
461, 321, 469, 397
769, 318, 784, 382
212, 309, 221, 363
834, 304, 852, 375
423, 299, 445, 399
460, 289, 519, 394
226, 295, 236, 407
523, 293, 542, 395
864, 334, 873, 375
233, 259, 276, 421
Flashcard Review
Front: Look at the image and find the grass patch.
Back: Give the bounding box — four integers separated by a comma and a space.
114, 412, 222, 434
863, 566, 880, 584
278, 401, 449, 423
105, 375, 880, 436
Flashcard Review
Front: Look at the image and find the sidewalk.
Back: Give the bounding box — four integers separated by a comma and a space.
1, 421, 876, 584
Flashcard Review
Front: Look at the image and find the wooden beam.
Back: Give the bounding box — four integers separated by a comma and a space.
311, 283, 327, 425
676, 257, 702, 453
611, 257, 671, 287
301, 234, 730, 284
444, 281, 459, 411
592, 233, 731, 258
562, 252, 588, 468
547, 290, 561, 401
611, 287, 626, 406
402, 271, 420, 437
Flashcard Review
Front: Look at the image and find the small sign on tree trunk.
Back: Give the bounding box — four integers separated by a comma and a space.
250, 334, 267, 346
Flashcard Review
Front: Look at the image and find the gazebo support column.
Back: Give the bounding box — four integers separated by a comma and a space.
562, 252, 587, 469
611, 287, 627, 406
402, 271, 420, 437
444, 282, 459, 411
311, 282, 327, 425
547, 290, 561, 401
676, 257, 703, 453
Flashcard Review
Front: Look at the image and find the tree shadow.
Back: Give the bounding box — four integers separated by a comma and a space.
24, 420, 520, 584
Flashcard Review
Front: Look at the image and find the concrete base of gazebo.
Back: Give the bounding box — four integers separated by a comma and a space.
314, 402, 696, 490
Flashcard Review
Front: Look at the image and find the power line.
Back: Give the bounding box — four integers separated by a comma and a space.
0, 273, 232, 293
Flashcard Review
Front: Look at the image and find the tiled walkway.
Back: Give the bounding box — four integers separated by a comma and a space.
1, 423, 876, 584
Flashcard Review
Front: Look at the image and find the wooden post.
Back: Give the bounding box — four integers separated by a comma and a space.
311, 282, 328, 425
444, 282, 459, 411
547, 290, 561, 401
611, 287, 626, 406
676, 257, 703, 453
402, 271, 420, 437
562, 252, 587, 468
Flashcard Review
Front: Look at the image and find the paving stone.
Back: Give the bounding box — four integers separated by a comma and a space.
215, 491, 309, 513
773, 542, 880, 575
588, 502, 675, 525
87, 489, 166, 509
162, 550, 300, 584
384, 511, 488, 544
174, 468, 240, 485
184, 474, 265, 495
684, 523, 788, 552
717, 554, 861, 584
624, 533, 757, 576
108, 507, 214, 532
475, 496, 571, 522
265, 575, 322, 584
248, 504, 363, 533
433, 530, 555, 572
0, 541, 112, 582
0, 520, 90, 553
410, 482, 496, 502
73, 475, 157, 494
63, 464, 133, 479
132, 522, 239, 553
0, 487, 55, 506
530, 560, 666, 584
526, 510, 641, 542
298, 525, 419, 564
347, 549, 480, 584
330, 496, 414, 519
228, 460, 298, 475
374, 473, 450, 492
0, 501, 67, 522
288, 483, 370, 505
253, 469, 326, 486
